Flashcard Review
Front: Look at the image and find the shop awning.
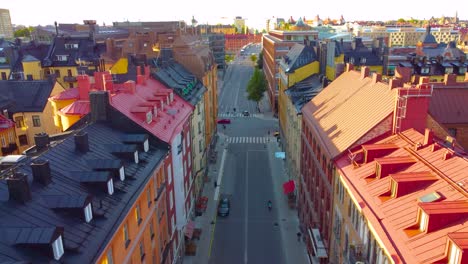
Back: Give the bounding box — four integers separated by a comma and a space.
184, 220, 195, 239
283, 180, 295, 194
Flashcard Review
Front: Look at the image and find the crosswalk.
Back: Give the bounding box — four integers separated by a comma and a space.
218, 113, 263, 118
225, 136, 276, 144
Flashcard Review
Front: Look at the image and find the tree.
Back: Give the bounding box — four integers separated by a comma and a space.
257, 51, 263, 69
246, 67, 267, 105
250, 54, 257, 65
14, 26, 34, 38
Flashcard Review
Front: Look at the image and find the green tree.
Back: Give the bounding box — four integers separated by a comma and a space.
257, 51, 263, 69
250, 54, 257, 65
14, 26, 34, 38
246, 67, 267, 105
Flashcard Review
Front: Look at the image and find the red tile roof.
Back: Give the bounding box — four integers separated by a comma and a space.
110, 78, 193, 143
337, 128, 468, 264
59, 100, 90, 116
49, 87, 79, 100
0, 115, 14, 132
302, 70, 397, 159
429, 88, 468, 124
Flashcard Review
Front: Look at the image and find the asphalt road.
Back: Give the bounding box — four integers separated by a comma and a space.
209, 46, 286, 264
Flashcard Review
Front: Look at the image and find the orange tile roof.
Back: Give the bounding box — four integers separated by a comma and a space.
58, 100, 90, 116
49, 87, 79, 100
336, 128, 468, 264
302, 70, 397, 159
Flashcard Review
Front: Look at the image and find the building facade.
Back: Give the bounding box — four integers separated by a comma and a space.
0, 9, 13, 39
0, 114, 17, 156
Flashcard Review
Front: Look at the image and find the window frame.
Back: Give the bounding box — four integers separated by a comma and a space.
32, 115, 41, 127
52, 235, 64, 260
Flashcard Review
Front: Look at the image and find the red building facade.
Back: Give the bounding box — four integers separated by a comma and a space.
224, 34, 262, 54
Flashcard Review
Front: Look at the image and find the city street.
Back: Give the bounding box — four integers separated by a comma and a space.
209, 46, 287, 264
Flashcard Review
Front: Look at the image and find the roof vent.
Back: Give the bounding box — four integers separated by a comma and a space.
7, 172, 32, 203
34, 133, 49, 150
122, 134, 150, 152
107, 144, 139, 163
31, 158, 52, 185
74, 131, 89, 152
70, 171, 114, 195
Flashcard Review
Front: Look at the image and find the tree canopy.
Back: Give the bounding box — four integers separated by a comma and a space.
246, 67, 267, 104
14, 27, 34, 38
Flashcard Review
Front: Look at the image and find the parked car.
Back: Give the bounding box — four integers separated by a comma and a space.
217, 197, 230, 217
242, 111, 250, 116
217, 119, 231, 124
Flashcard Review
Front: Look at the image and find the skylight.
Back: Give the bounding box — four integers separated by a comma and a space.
418, 192, 441, 203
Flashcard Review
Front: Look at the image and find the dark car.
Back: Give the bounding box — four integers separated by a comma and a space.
242, 111, 250, 116
217, 198, 230, 217
217, 119, 231, 124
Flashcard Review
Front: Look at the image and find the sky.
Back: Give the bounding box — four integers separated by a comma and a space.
2, 0, 466, 30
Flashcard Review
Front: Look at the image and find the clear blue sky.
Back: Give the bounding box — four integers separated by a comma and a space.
2, 0, 465, 29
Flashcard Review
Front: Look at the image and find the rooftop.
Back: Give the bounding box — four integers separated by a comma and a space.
0, 79, 57, 114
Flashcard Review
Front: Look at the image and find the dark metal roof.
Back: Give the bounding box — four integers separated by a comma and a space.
122, 134, 148, 144
42, 194, 89, 209
337, 38, 382, 66
0, 122, 168, 263
153, 62, 207, 106
42, 36, 105, 67
280, 43, 317, 73
0, 79, 56, 115
284, 74, 322, 113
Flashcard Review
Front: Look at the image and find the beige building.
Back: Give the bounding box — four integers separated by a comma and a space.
0, 9, 13, 39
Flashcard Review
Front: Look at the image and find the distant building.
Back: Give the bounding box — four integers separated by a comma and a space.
234, 16, 246, 34
0, 9, 13, 39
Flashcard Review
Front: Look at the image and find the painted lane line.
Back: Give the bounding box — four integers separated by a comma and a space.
214, 148, 228, 201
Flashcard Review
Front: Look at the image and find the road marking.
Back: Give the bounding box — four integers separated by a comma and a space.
244, 151, 249, 264
208, 208, 218, 258
214, 148, 227, 201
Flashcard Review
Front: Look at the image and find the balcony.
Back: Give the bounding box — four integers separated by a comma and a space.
63, 76, 77, 82
1, 143, 18, 155
348, 244, 367, 264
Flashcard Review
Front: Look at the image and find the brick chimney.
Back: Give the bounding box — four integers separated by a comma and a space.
7, 172, 32, 203
124, 80, 136, 94
395, 66, 411, 83
419, 76, 430, 84
444, 74, 457, 85
90, 91, 110, 122
372, 72, 382, 84
360, 66, 370, 79
103, 72, 114, 93
77, 75, 91, 100
346, 63, 354, 72
423, 128, 434, 146
31, 158, 52, 185
389, 78, 402, 89
393, 84, 432, 134
144, 65, 151, 80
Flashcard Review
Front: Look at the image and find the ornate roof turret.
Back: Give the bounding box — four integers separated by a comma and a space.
295, 17, 306, 27
420, 25, 437, 45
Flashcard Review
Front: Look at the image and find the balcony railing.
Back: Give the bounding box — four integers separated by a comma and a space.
63, 76, 77, 82
348, 244, 367, 264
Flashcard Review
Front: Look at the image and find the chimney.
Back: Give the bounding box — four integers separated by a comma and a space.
372, 72, 382, 84
34, 133, 49, 150
54, 21, 58, 35
442, 150, 452, 160
90, 91, 110, 122
393, 86, 432, 134
395, 66, 411, 83
124, 80, 136, 94
419, 76, 430, 84
75, 131, 89, 152
7, 172, 32, 203
444, 74, 456, 85
77, 75, 91, 100
346, 63, 354, 72
137, 74, 146, 85
106, 38, 115, 56
423, 128, 434, 146
360, 66, 370, 79
389, 78, 402, 89
31, 158, 52, 185
144, 65, 151, 80
103, 72, 114, 93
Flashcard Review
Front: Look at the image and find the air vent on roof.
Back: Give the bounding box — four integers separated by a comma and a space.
122, 134, 150, 152
31, 158, 52, 185
107, 144, 139, 163
7, 172, 31, 203
87, 159, 125, 181
34, 133, 50, 150
43, 194, 93, 223
70, 171, 114, 195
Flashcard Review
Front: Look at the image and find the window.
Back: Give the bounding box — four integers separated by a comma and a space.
56, 55, 68, 62
390, 180, 397, 197
1, 136, 5, 147
150, 221, 155, 239
67, 69, 72, 77
136, 204, 142, 225
27, 74, 33, 80
360, 57, 367, 64
84, 203, 93, 223
54, 69, 61, 77
448, 128, 457, 137
104, 248, 114, 264
199, 141, 202, 153
1, 72, 7, 80
119, 166, 125, 181
107, 179, 114, 195
18, 135, 28, 146
198, 121, 202, 134
32, 115, 41, 127
139, 241, 146, 261
147, 188, 152, 207
448, 241, 461, 264
167, 165, 172, 185
123, 223, 130, 248
52, 235, 64, 260
15, 116, 25, 128
419, 209, 428, 232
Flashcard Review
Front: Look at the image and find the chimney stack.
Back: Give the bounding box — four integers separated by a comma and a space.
444, 74, 456, 85
75, 131, 89, 152
34, 133, 49, 150
395, 66, 411, 84
7, 172, 32, 203
372, 72, 382, 84
346, 63, 354, 72
423, 128, 434, 146
77, 75, 91, 100
360, 66, 370, 79
31, 159, 52, 185
90, 91, 110, 122
389, 78, 402, 89
124, 80, 136, 94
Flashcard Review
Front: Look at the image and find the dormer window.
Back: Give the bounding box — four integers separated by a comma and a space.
65, 43, 79, 49
459, 66, 466, 74
146, 111, 153, 124
421, 67, 430, 74
419, 209, 428, 232
84, 203, 93, 223
119, 166, 125, 181
56, 55, 68, 62
360, 57, 367, 64
445, 67, 453, 74
349, 57, 355, 64
390, 180, 397, 197
107, 179, 114, 195
52, 235, 64, 260
448, 241, 461, 264
134, 150, 139, 164
143, 139, 149, 152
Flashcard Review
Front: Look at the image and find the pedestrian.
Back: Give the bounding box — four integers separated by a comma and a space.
267, 130, 270, 136
214, 180, 217, 188
297, 232, 302, 242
